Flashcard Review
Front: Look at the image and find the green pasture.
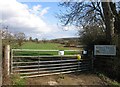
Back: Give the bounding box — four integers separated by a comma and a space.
13, 42, 82, 56
13, 50, 80, 56
19, 42, 77, 50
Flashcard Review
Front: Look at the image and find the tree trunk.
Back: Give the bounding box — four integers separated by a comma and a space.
118, 34, 120, 57
101, 1, 115, 44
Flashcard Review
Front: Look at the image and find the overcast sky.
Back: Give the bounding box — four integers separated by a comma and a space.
0, 0, 81, 40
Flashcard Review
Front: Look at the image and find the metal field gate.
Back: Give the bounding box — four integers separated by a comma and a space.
11, 49, 92, 78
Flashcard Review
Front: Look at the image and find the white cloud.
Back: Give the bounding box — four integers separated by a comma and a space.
63, 25, 79, 31
40, 7, 50, 16
33, 5, 41, 12
0, 0, 52, 34
42, 24, 79, 39
30, 4, 50, 17
0, 0, 79, 39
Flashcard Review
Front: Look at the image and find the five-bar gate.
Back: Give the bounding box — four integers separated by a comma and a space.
11, 49, 92, 78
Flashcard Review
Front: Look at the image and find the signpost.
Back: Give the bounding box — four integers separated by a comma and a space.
94, 45, 116, 56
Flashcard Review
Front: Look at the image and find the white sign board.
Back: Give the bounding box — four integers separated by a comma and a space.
94, 45, 116, 56
58, 50, 64, 55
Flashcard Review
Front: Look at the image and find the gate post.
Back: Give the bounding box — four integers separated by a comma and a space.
91, 51, 94, 71
0, 39, 2, 86
4, 45, 10, 76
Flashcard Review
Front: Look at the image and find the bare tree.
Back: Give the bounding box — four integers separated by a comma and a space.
34, 38, 39, 43
1, 26, 15, 46
58, 1, 104, 27
101, 1, 115, 44
29, 37, 33, 42
58, 1, 120, 44
42, 37, 47, 43
14, 32, 26, 46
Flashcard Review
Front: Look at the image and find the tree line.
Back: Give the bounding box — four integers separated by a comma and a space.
0, 26, 47, 48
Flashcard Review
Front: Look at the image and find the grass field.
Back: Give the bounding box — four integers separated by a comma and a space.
15, 42, 78, 50
13, 42, 81, 56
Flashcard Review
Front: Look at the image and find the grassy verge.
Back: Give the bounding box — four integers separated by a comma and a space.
97, 73, 120, 87
11, 73, 26, 86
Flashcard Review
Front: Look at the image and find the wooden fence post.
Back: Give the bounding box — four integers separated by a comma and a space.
4, 45, 10, 76
0, 41, 2, 86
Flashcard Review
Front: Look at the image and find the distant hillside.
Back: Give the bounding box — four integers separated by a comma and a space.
51, 37, 80, 42
50, 37, 85, 48
50, 37, 80, 46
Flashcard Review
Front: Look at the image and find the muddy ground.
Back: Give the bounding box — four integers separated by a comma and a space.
26, 72, 109, 87
2, 61, 109, 87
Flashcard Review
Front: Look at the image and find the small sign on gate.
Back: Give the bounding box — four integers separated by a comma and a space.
58, 50, 64, 55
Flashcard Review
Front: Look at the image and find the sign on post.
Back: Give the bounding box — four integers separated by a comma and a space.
94, 45, 116, 56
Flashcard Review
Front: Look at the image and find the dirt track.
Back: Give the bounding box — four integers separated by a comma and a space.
26, 72, 109, 86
